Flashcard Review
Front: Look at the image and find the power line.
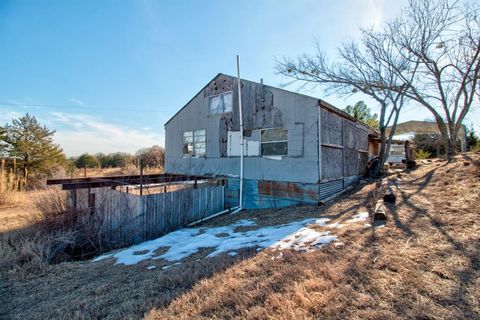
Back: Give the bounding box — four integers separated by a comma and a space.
0, 101, 169, 113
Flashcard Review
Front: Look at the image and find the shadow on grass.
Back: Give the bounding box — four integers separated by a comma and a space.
387, 165, 480, 319
145, 163, 479, 319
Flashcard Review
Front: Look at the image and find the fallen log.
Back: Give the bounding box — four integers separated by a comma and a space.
373, 200, 387, 222
383, 186, 396, 204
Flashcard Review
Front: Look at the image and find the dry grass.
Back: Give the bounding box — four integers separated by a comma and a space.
0, 190, 43, 233
72, 166, 163, 178
1, 153, 479, 319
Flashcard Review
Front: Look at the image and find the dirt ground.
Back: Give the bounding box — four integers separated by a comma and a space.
1, 154, 479, 320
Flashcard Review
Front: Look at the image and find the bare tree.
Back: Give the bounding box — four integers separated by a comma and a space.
384, 0, 480, 157
277, 29, 417, 175
278, 0, 479, 161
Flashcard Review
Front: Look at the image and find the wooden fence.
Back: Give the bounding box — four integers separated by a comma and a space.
144, 185, 225, 240
74, 184, 225, 245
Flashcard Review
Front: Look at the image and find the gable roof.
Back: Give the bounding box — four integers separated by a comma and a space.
164, 73, 377, 134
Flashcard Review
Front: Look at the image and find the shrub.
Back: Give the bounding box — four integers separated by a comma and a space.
75, 153, 100, 169
0, 190, 21, 206
415, 149, 432, 159
472, 141, 480, 153
1, 189, 106, 274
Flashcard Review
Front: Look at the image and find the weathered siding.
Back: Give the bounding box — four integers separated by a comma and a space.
164, 74, 374, 209
165, 75, 320, 183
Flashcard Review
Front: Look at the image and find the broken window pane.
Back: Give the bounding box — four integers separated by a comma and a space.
183, 142, 193, 156
209, 92, 233, 114
183, 130, 206, 157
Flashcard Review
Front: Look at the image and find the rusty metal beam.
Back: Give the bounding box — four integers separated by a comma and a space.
48, 173, 226, 190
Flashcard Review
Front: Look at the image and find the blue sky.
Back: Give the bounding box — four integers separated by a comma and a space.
1, 0, 478, 156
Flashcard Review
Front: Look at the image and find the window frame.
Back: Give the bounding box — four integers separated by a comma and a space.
183, 129, 206, 158
260, 127, 288, 157
208, 91, 233, 115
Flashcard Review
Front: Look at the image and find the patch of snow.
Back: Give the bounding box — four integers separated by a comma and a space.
93, 217, 337, 266
311, 218, 330, 226
228, 252, 238, 257
270, 228, 337, 251
328, 222, 344, 228
271, 252, 284, 260
146, 265, 156, 270
347, 211, 370, 223
375, 224, 386, 228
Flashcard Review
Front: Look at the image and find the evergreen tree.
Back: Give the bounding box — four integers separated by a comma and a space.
75, 153, 100, 168
1, 113, 65, 187
344, 101, 379, 128
466, 124, 479, 151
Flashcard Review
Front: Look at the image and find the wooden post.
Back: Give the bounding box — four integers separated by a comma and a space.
22, 167, 28, 190
13, 158, 17, 191
0, 159, 4, 193
84, 166, 87, 178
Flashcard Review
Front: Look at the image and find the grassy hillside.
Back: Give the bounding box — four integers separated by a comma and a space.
1, 153, 479, 319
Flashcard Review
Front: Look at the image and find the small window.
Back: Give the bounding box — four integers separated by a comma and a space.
209, 91, 233, 114
183, 129, 206, 157
261, 128, 288, 156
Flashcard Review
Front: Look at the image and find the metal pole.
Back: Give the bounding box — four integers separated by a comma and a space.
236, 55, 244, 210
140, 160, 144, 196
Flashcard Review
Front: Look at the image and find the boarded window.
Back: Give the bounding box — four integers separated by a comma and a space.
183, 129, 206, 157
209, 91, 233, 114
321, 146, 343, 180
261, 128, 288, 156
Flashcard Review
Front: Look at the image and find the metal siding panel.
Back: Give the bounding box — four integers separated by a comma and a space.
319, 179, 344, 199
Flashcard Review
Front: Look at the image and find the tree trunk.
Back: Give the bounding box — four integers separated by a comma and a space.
373, 126, 387, 177
446, 135, 457, 159
23, 166, 28, 190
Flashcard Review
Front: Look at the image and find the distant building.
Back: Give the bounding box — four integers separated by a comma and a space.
386, 120, 467, 152
164, 74, 379, 209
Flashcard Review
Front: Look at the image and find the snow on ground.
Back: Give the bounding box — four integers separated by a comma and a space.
94, 218, 336, 266
347, 211, 369, 223
93, 213, 375, 266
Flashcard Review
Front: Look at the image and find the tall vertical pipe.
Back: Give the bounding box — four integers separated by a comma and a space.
236, 55, 244, 210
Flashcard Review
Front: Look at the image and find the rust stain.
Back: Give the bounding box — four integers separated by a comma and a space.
257, 180, 319, 201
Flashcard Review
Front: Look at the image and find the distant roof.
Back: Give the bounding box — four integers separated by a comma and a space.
164, 73, 378, 133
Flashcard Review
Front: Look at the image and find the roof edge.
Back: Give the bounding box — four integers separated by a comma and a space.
164, 73, 380, 135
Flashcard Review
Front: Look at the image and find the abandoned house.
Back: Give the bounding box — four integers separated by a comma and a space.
165, 73, 379, 209
46, 73, 379, 245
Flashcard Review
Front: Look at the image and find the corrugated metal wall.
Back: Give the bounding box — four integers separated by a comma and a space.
319, 179, 344, 199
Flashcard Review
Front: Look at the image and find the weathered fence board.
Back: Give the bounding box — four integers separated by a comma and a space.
74, 185, 225, 245
143, 186, 225, 241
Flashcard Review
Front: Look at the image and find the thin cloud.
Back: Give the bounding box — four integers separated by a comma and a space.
0, 108, 23, 125
67, 98, 86, 106
50, 112, 164, 156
